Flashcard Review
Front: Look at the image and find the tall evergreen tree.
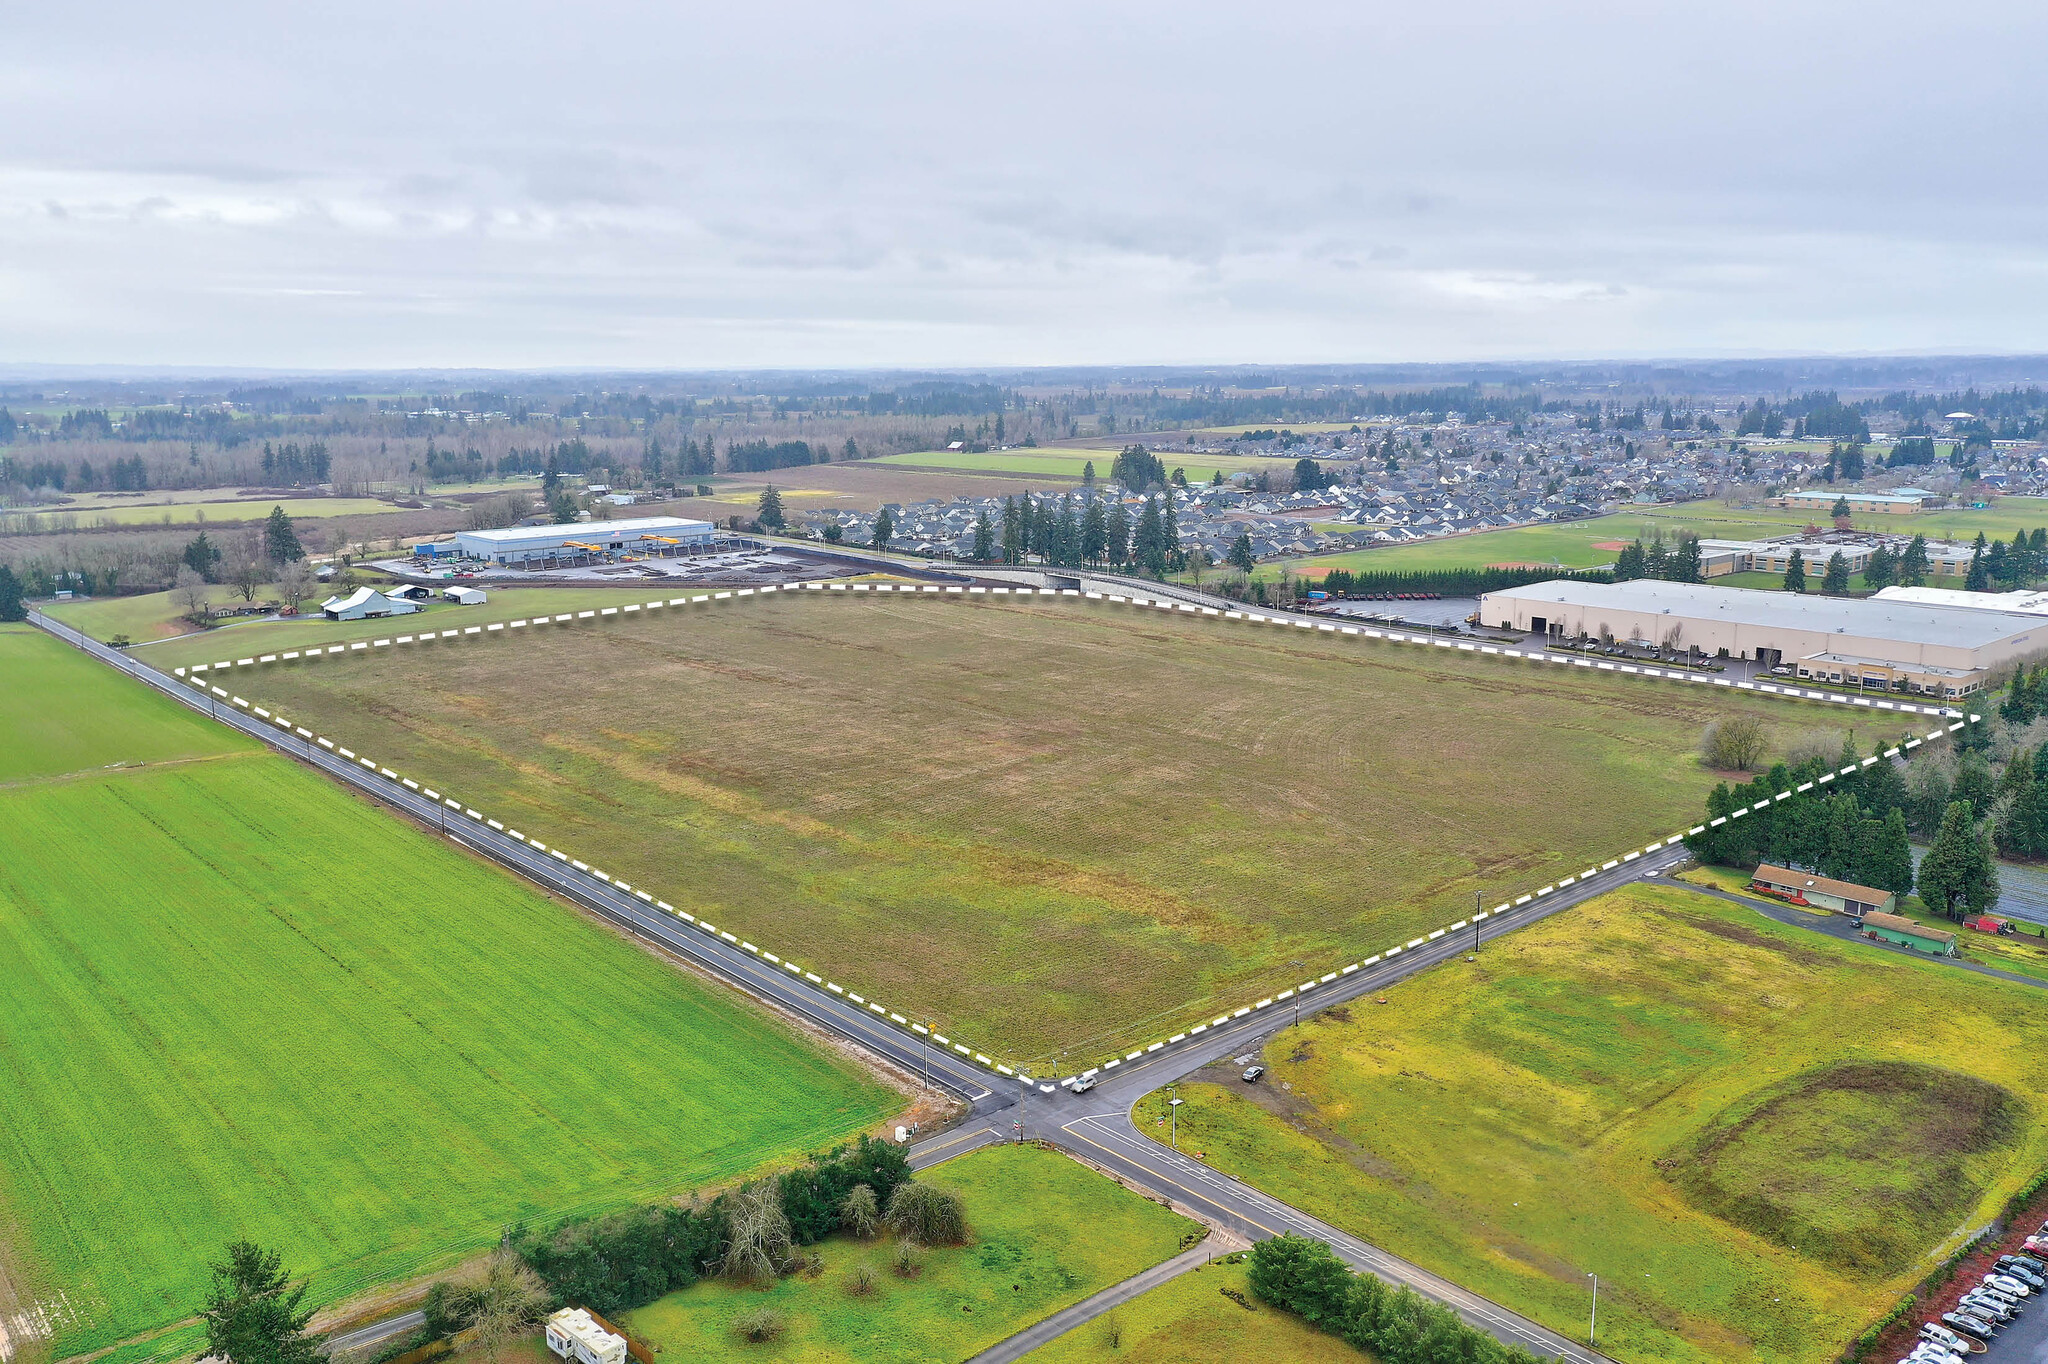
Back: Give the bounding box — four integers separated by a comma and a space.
1917, 801, 1998, 921
1669, 535, 1703, 583
1080, 498, 1107, 563
1821, 550, 1850, 593
1133, 498, 1167, 577
1900, 534, 1930, 585
755, 485, 785, 530
0, 564, 23, 622
971, 509, 995, 562
1966, 544, 1990, 592
1000, 496, 1022, 563
1782, 548, 1806, 592
870, 507, 893, 551
202, 1242, 321, 1364
1228, 531, 1256, 575
1106, 502, 1131, 566
263, 506, 304, 563
1864, 542, 1895, 587
1613, 540, 1646, 581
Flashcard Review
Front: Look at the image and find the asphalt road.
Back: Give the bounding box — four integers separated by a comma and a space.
36, 609, 1659, 1362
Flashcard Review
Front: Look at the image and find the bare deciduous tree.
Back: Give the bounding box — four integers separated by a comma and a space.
174, 565, 209, 620
275, 558, 317, 615
720, 1183, 794, 1285
460, 1252, 549, 1364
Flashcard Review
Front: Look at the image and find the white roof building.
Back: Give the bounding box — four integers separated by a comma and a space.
442, 585, 488, 605
544, 1309, 627, 1364
1875, 585, 2048, 617
319, 587, 422, 621
453, 515, 717, 565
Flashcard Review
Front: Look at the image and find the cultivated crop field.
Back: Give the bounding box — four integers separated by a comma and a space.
0, 624, 255, 780
622, 1144, 1195, 1363
1137, 885, 2048, 1364
213, 593, 1861, 1062
0, 630, 898, 1361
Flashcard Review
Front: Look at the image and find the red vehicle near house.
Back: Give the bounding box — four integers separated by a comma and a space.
1964, 915, 2015, 935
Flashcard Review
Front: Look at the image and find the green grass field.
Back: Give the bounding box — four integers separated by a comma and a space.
0, 625, 255, 781
22, 496, 397, 527
1259, 496, 2048, 581
0, 630, 898, 1360
203, 593, 1861, 1063
1021, 1259, 1369, 1363
1137, 885, 2048, 1364
621, 1145, 1195, 1364
868, 449, 1289, 481
57, 586, 660, 655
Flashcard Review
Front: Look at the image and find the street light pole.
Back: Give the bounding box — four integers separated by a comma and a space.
1168, 1097, 1183, 1150
1588, 1273, 1598, 1345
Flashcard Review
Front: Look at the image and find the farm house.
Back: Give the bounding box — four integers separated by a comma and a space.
1858, 911, 1957, 956
1750, 865, 1896, 917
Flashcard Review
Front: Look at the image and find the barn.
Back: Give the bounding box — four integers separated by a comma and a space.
319, 587, 422, 621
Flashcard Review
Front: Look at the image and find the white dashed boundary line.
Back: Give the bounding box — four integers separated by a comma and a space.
175, 579, 1977, 1082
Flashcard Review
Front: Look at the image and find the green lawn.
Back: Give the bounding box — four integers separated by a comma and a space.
205, 593, 1862, 1065
1138, 885, 2048, 1364
114, 587, 667, 662
0, 646, 899, 1360
0, 625, 254, 781
1256, 496, 2048, 580
1021, 1259, 1370, 1363
621, 1145, 1196, 1364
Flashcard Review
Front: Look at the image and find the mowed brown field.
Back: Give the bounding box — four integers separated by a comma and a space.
228, 595, 1865, 1062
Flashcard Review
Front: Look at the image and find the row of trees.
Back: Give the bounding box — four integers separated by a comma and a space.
510, 1135, 920, 1313
1686, 737, 1916, 896
1249, 1234, 1549, 1364
1612, 533, 1704, 583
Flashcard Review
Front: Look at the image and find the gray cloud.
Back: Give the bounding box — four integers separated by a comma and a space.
3, 0, 2046, 367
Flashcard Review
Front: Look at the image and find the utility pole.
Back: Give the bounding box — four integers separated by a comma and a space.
1588, 1273, 1598, 1345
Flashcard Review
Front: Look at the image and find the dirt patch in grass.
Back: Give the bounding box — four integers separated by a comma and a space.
1644, 902, 1838, 968
1665, 1060, 2025, 1275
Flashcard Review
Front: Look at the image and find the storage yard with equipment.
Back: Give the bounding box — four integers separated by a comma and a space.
206, 589, 1869, 1061
0, 626, 900, 1364
1136, 884, 2048, 1364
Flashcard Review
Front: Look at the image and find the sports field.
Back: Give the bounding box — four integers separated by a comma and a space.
1137, 885, 2048, 1364
1264, 495, 2048, 581
0, 628, 898, 1360
622, 1144, 1195, 1364
210, 593, 1861, 1062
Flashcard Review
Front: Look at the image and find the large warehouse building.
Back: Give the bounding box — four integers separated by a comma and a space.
452, 515, 717, 566
1478, 579, 2044, 698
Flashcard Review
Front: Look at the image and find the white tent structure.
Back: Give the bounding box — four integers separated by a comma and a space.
442, 585, 488, 605
320, 586, 422, 621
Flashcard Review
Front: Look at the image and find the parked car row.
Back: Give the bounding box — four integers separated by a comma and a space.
1908, 1243, 2048, 1361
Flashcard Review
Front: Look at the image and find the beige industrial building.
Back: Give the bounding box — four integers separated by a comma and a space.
1478, 579, 2044, 698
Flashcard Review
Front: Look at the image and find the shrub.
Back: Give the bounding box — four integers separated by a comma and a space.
721, 1183, 795, 1285
511, 1201, 725, 1316
890, 1242, 924, 1279
884, 1182, 967, 1247
845, 1262, 880, 1298
839, 1184, 879, 1240
731, 1306, 786, 1344
1701, 714, 1770, 772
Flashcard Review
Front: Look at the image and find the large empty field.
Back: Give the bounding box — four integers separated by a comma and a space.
1138, 885, 2048, 1364
205, 593, 1863, 1064
0, 628, 897, 1360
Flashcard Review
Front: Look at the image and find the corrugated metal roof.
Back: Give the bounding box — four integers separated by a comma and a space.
1482, 578, 2041, 648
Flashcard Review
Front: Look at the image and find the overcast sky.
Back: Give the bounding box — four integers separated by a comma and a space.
5, 0, 2046, 370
